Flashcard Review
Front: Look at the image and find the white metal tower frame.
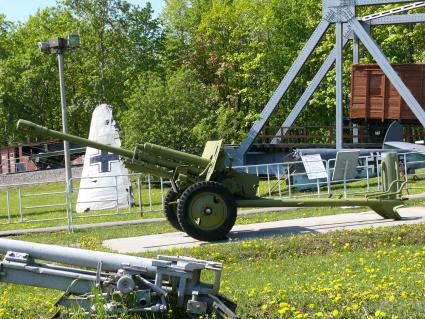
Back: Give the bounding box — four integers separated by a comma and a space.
233, 0, 425, 164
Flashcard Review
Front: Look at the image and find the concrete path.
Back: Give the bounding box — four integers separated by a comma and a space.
103, 207, 425, 253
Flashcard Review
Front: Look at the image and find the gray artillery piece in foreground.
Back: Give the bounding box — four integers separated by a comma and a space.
18, 120, 406, 242
0, 238, 237, 318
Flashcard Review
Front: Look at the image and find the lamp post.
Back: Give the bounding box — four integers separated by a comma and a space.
38, 35, 80, 191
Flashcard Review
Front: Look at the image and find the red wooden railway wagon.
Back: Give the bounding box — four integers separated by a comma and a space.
351, 64, 425, 123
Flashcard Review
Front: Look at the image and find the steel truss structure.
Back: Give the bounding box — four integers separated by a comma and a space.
232, 0, 425, 165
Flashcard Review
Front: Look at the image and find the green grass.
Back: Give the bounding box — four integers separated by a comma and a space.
0, 173, 423, 318
0, 178, 167, 230
0, 172, 424, 233
0, 165, 424, 318
2, 223, 425, 318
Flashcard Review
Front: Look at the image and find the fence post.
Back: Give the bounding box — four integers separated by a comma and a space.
287, 164, 292, 198
6, 188, 11, 224
137, 175, 143, 216
326, 160, 331, 196
277, 165, 282, 197
18, 187, 23, 222
376, 154, 381, 191
148, 175, 153, 211
366, 157, 370, 192
403, 153, 408, 192
115, 175, 119, 213
128, 176, 132, 214
255, 166, 259, 196
266, 165, 271, 197
66, 179, 74, 233
160, 177, 165, 207
343, 160, 348, 199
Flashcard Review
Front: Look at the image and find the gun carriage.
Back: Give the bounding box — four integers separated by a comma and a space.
0, 238, 237, 318
17, 119, 406, 242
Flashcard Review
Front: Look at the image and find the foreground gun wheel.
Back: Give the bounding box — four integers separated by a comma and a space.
177, 181, 237, 241
163, 189, 182, 231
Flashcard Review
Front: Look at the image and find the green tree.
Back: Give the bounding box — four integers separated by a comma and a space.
162, 0, 324, 142
61, 0, 165, 132
0, 8, 79, 145
0, 14, 13, 145
121, 68, 217, 153
0, 0, 164, 145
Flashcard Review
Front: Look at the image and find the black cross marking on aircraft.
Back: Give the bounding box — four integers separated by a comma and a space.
90, 150, 119, 173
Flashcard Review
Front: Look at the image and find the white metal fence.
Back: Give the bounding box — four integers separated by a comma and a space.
0, 175, 172, 230
234, 151, 425, 199
0, 151, 424, 232
66, 174, 171, 231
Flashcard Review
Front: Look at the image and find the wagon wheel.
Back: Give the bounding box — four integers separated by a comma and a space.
163, 189, 182, 231
177, 181, 237, 242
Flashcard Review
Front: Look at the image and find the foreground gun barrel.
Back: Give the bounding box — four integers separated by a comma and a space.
0, 238, 157, 275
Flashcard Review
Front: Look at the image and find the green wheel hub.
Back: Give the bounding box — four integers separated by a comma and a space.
177, 181, 237, 241
188, 192, 228, 231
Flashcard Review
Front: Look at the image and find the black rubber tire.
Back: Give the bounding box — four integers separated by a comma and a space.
163, 189, 182, 231
177, 181, 237, 242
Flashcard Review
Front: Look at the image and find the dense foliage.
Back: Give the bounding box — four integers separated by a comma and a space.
1, 1, 425, 151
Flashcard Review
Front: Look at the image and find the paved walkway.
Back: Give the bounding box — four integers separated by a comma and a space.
103, 207, 425, 253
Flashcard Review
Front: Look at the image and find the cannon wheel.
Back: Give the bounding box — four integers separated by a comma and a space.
177, 181, 237, 241
163, 189, 182, 231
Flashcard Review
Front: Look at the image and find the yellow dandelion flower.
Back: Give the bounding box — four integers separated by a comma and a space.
278, 308, 287, 315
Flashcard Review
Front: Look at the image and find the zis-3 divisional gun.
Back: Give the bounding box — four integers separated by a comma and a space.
18, 119, 406, 242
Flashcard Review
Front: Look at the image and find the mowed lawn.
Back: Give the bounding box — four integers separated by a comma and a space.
0, 172, 424, 231
0, 174, 424, 318
1, 223, 425, 318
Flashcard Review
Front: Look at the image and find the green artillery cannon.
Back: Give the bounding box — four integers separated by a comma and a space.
17, 119, 405, 242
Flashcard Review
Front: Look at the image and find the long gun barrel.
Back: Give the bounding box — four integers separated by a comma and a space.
0, 238, 237, 318
17, 119, 211, 180
18, 119, 134, 158
0, 237, 157, 275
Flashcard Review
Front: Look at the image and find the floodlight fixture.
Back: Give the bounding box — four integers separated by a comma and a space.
38, 34, 80, 54
37, 41, 51, 54
48, 37, 67, 51
67, 34, 80, 48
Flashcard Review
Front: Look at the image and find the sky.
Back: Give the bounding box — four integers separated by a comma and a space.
1, 0, 165, 22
